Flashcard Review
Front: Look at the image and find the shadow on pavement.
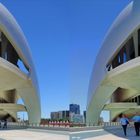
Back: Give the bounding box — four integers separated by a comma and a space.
105, 127, 140, 140
70, 127, 140, 140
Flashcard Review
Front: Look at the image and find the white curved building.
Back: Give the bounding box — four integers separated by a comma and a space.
0, 3, 41, 123
87, 0, 140, 124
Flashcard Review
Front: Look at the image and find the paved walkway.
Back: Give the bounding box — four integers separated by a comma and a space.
0, 127, 140, 140
70, 127, 140, 140
0, 129, 69, 140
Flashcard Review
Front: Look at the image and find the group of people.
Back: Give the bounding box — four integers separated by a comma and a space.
120, 113, 140, 136
0, 119, 7, 129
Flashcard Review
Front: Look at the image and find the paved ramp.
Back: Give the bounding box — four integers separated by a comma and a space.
0, 129, 69, 140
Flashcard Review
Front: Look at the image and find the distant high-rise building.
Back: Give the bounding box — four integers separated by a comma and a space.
83, 111, 86, 123
51, 112, 59, 120
69, 104, 80, 114
58, 111, 69, 120
70, 114, 84, 123
51, 110, 69, 120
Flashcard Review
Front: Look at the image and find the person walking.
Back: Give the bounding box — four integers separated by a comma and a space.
120, 114, 129, 136
3, 119, 7, 129
0, 120, 2, 128
132, 112, 140, 136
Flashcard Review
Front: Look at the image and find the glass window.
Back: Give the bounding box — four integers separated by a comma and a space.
106, 37, 135, 71
123, 52, 127, 63
138, 29, 140, 56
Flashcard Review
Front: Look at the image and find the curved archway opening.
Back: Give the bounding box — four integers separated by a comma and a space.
100, 110, 110, 123
17, 59, 29, 75
17, 98, 28, 123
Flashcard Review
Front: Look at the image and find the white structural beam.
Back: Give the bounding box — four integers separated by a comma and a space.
87, 0, 140, 125
0, 56, 40, 123
110, 110, 128, 121
0, 3, 41, 124
103, 57, 140, 91
104, 103, 138, 110
0, 103, 26, 121
0, 103, 26, 112
87, 57, 140, 124
87, 86, 117, 125
104, 103, 139, 121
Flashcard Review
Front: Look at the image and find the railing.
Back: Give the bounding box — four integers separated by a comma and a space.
70, 122, 120, 127
6, 121, 134, 130
8, 121, 70, 128
70, 121, 135, 127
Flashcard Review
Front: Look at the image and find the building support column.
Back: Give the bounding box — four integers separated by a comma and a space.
133, 31, 138, 57
1, 33, 8, 59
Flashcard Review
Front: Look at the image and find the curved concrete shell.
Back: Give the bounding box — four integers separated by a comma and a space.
0, 3, 41, 123
87, 0, 140, 124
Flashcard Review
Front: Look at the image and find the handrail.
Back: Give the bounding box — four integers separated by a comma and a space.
6, 121, 134, 128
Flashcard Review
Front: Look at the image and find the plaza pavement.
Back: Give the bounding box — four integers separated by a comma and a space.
0, 127, 140, 140
0, 129, 69, 140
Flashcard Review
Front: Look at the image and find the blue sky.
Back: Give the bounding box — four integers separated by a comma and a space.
0, 0, 132, 120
